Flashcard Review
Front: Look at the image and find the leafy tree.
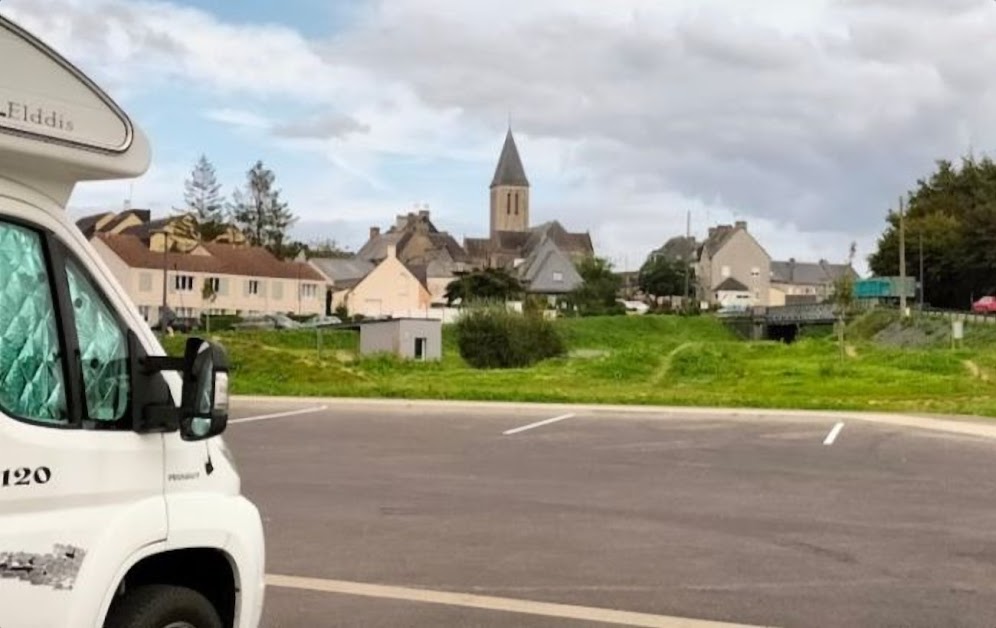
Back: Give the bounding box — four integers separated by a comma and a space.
832, 242, 857, 360
567, 257, 625, 316
445, 267, 524, 305
182, 154, 227, 241
230, 160, 297, 256
638, 255, 692, 298
869, 155, 996, 308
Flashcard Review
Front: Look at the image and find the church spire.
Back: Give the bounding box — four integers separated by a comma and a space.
490, 128, 529, 188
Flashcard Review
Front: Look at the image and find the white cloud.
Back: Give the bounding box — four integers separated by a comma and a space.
203, 108, 271, 130
9, 0, 996, 271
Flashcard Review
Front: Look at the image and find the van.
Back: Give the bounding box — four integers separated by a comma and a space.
0, 15, 265, 628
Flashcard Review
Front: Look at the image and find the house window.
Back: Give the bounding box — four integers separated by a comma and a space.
173, 274, 194, 291
248, 280, 260, 295
553, 271, 564, 283
206, 277, 221, 292
300, 283, 317, 299
750, 267, 760, 277
138, 305, 151, 321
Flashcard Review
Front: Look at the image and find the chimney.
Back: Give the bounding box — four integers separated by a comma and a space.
735, 220, 747, 230
788, 258, 796, 282
369, 226, 380, 240
418, 209, 429, 219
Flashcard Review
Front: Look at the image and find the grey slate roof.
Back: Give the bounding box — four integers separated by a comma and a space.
517, 237, 583, 294
464, 238, 492, 260
524, 221, 593, 257
310, 257, 375, 285
771, 260, 857, 285
699, 225, 737, 259
490, 129, 529, 188
355, 231, 405, 262
715, 277, 749, 292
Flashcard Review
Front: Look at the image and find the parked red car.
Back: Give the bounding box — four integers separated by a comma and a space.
972, 296, 996, 313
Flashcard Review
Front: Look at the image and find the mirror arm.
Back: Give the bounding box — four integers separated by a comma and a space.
140, 355, 187, 374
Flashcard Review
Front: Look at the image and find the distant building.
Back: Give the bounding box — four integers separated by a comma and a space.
463, 128, 595, 293
695, 221, 771, 307
79, 210, 325, 325
353, 209, 470, 305
316, 244, 432, 319
769, 258, 860, 305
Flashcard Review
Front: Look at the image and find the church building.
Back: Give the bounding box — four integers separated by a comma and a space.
464, 128, 594, 279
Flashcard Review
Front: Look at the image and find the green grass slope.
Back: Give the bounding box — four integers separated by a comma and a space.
161, 313, 996, 417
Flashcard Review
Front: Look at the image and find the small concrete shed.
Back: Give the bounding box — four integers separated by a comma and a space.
359, 318, 442, 361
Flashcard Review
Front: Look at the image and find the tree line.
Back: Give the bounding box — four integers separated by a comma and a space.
867, 155, 996, 309
178, 155, 350, 259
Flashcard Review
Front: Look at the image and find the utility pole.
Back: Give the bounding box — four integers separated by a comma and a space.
683, 209, 691, 307
898, 196, 907, 316
918, 231, 924, 310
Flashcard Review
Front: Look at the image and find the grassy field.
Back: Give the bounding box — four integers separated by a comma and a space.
161, 312, 996, 417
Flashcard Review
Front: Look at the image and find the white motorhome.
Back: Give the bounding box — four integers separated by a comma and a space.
0, 15, 265, 628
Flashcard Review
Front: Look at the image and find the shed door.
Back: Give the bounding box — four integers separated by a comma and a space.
414, 337, 427, 361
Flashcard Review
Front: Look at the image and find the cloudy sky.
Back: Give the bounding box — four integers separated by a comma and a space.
6, 0, 996, 273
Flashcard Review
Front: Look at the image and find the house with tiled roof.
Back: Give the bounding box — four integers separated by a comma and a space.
347, 208, 471, 305
769, 258, 859, 305
463, 129, 594, 293
78, 210, 327, 325
695, 221, 771, 307
321, 244, 432, 319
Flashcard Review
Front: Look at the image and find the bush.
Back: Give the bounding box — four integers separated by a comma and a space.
455, 305, 566, 369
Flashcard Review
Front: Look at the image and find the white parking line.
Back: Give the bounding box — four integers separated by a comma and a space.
266, 574, 765, 627
823, 422, 845, 446
230, 405, 328, 424
503, 413, 576, 436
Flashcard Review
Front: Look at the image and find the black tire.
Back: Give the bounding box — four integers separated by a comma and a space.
104, 584, 223, 628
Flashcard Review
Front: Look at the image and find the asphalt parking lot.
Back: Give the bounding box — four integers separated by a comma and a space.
226, 399, 996, 628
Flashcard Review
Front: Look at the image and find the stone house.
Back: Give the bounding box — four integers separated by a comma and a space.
769, 259, 860, 306
326, 245, 433, 318
695, 221, 771, 307
353, 209, 470, 305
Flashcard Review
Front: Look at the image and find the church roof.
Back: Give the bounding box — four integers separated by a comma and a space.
490, 128, 529, 188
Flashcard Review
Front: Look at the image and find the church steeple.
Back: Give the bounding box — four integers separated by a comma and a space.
491, 128, 529, 188
490, 128, 530, 238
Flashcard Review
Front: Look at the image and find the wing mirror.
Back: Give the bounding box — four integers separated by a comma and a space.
179, 338, 230, 441
136, 336, 230, 441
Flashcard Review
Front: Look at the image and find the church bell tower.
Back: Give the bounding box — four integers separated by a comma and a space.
489, 128, 530, 240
